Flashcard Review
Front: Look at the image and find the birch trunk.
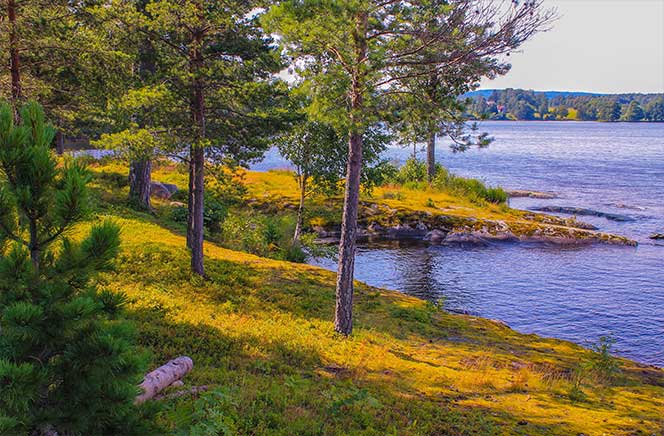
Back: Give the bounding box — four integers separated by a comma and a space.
135, 356, 194, 404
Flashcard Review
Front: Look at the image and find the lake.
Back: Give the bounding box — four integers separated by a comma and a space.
255, 121, 664, 366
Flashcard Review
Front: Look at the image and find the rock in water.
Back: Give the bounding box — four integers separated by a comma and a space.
424, 229, 446, 244
650, 233, 664, 240
531, 206, 635, 222
505, 189, 558, 199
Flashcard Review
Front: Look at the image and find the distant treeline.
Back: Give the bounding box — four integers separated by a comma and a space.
464, 89, 664, 122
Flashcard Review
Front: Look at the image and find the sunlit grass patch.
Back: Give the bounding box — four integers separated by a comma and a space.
77, 159, 664, 434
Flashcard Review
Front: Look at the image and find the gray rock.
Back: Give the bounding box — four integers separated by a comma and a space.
443, 231, 487, 244
424, 229, 446, 244
416, 222, 428, 231
368, 222, 384, 233
161, 183, 179, 194
151, 182, 172, 199
386, 224, 427, 239
531, 206, 636, 222
506, 189, 558, 199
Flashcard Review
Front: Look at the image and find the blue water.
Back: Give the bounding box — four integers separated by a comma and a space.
255, 121, 664, 366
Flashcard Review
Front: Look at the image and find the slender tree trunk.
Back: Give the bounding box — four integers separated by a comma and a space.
190, 146, 205, 276
129, 158, 152, 210
188, 34, 206, 276
293, 172, 307, 242
186, 148, 195, 250
426, 132, 436, 183
8, 0, 22, 119
55, 131, 65, 155
334, 12, 367, 336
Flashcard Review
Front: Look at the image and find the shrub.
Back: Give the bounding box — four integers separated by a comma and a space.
168, 166, 245, 234
433, 167, 507, 205
218, 211, 310, 262
585, 336, 621, 384
385, 158, 507, 205
391, 157, 427, 184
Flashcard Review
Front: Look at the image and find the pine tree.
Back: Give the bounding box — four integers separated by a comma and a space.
265, 0, 555, 335
0, 101, 150, 435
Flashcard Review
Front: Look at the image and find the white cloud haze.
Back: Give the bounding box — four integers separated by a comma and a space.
480, 0, 664, 93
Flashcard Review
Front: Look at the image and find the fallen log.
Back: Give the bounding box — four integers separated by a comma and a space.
135, 356, 194, 404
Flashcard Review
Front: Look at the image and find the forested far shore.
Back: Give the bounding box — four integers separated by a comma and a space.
464, 88, 664, 121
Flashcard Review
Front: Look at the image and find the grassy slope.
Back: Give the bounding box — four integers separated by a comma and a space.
90, 163, 663, 435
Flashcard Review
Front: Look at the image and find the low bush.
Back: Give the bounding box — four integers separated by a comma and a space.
385, 158, 508, 205
220, 211, 308, 263
433, 167, 507, 205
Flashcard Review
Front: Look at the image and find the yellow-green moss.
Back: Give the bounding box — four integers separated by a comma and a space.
81, 162, 662, 435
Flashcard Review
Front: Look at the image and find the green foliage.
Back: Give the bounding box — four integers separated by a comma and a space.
218, 211, 308, 263
433, 167, 507, 205
467, 89, 664, 122
0, 0, 132, 137
391, 157, 429, 185
386, 158, 507, 205
621, 100, 645, 121
585, 336, 622, 384
184, 389, 239, 436
0, 101, 151, 435
567, 379, 588, 403
169, 166, 248, 235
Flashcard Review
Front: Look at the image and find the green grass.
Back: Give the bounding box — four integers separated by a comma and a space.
386, 158, 508, 205
432, 167, 508, 205
84, 161, 664, 435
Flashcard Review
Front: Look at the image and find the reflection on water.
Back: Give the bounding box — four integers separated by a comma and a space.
311, 240, 664, 366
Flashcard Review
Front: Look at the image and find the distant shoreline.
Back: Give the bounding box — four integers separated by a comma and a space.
467, 119, 664, 123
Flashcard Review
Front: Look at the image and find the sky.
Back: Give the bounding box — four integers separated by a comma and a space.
479, 0, 664, 93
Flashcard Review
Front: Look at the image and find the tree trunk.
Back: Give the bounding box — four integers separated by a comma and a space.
293, 173, 307, 242
426, 132, 436, 183
335, 130, 362, 335
54, 131, 65, 155
8, 0, 22, 118
188, 33, 206, 276
129, 158, 152, 210
135, 356, 194, 404
190, 145, 205, 276
186, 147, 195, 250
334, 11, 367, 336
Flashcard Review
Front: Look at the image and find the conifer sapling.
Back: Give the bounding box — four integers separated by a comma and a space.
0, 101, 150, 435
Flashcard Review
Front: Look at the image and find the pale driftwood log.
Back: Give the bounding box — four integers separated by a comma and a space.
135, 356, 194, 404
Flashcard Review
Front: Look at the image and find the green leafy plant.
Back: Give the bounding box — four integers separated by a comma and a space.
585, 336, 621, 384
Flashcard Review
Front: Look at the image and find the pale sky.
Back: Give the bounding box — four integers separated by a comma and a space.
480, 0, 664, 93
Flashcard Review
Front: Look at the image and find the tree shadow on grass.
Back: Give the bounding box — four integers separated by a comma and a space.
126, 307, 546, 436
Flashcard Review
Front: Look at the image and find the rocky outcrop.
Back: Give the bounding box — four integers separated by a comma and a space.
531, 206, 635, 222
506, 189, 558, 199
248, 197, 636, 246
650, 233, 664, 240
